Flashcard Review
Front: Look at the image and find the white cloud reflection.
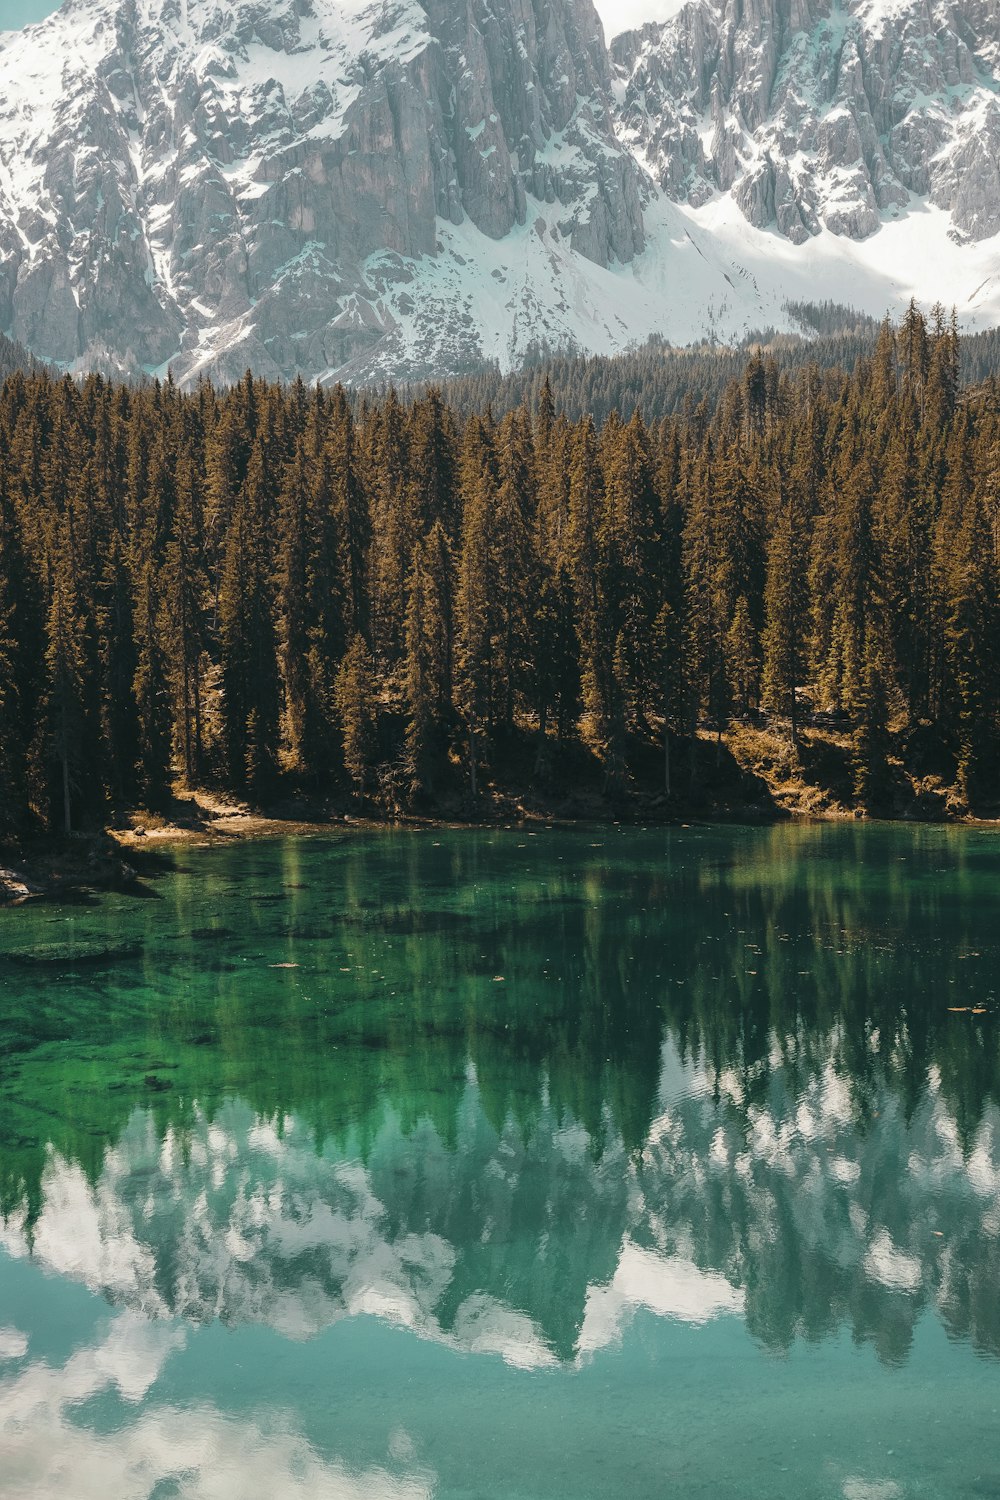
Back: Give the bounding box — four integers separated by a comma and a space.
579, 1240, 744, 1355
2, 1041, 1000, 1377
0, 1316, 433, 1500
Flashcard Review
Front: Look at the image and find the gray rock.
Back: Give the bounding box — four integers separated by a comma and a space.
610, 0, 1000, 246
1, 0, 999, 379
0, 0, 644, 382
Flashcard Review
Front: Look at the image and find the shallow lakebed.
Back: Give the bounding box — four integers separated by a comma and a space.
1, 823, 999, 1498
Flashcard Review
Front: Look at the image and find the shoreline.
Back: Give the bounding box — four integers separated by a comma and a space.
4, 721, 997, 905
3, 798, 997, 909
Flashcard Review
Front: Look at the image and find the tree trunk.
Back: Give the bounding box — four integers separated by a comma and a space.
62, 751, 71, 835
181, 649, 193, 782
193, 664, 203, 779
534, 701, 549, 778
790, 682, 798, 748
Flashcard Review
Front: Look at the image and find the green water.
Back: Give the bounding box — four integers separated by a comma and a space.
1, 823, 999, 1499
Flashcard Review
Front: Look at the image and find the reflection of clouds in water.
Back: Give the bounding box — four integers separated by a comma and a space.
623, 1046, 1000, 1359
0, 1093, 564, 1370
0, 1153, 168, 1314
0, 1329, 28, 1360
578, 1241, 744, 1356
450, 1293, 557, 1369
863, 1231, 922, 1294
0, 1317, 433, 1500
1, 1313, 183, 1417
2, 1041, 1000, 1365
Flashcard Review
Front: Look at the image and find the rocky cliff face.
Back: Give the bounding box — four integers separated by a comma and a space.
611, 0, 1000, 244
0, 0, 643, 382
1, 0, 1000, 383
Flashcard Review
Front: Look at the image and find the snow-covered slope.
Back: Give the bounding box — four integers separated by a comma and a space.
0, 0, 644, 382
1, 0, 1000, 384
611, 0, 1000, 244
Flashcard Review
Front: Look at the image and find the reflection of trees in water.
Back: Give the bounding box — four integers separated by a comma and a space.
3, 1060, 999, 1368
1, 825, 999, 1363
659, 822, 1000, 1143
636, 1055, 1000, 1365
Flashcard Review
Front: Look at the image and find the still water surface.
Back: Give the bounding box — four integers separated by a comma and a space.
1, 823, 999, 1498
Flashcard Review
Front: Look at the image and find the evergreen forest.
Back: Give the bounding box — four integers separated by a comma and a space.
2, 302, 999, 835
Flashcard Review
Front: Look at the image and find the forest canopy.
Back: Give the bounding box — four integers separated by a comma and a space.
1, 302, 998, 834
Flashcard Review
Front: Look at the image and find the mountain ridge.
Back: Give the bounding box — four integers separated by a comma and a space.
612, 0, 1000, 242
1, 0, 1000, 384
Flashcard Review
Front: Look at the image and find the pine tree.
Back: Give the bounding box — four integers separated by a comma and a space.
874, 407, 925, 720
403, 541, 437, 798
367, 390, 411, 663
534, 375, 556, 485
568, 416, 617, 774
327, 387, 370, 640
726, 594, 760, 718
601, 411, 660, 735
454, 469, 494, 796
161, 450, 206, 784
132, 556, 172, 806
761, 476, 806, 741
942, 491, 997, 807
710, 445, 765, 663
826, 453, 878, 717
925, 305, 960, 431
653, 599, 685, 795
407, 388, 458, 539
276, 438, 312, 770
852, 627, 890, 812
218, 447, 280, 798
526, 559, 579, 770
870, 316, 898, 409
901, 300, 929, 418
303, 439, 348, 773
683, 436, 726, 742
742, 348, 768, 441
423, 519, 454, 723
44, 520, 92, 833
203, 391, 255, 585
335, 634, 377, 795
94, 524, 140, 807
0, 474, 31, 829
536, 414, 573, 567
492, 412, 533, 732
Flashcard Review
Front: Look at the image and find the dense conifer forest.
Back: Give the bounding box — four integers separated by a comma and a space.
411, 313, 882, 425
413, 307, 1000, 426
2, 302, 999, 837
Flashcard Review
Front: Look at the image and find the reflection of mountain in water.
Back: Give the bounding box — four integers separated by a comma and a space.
3, 1045, 999, 1368
1, 824, 1000, 1366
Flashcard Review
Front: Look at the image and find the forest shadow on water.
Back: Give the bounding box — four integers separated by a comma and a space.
1, 822, 999, 1500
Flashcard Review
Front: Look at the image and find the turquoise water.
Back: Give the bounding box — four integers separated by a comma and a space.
1, 823, 999, 1498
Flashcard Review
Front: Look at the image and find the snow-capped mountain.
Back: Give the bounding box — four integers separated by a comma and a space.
1, 0, 1000, 385
612, 0, 1000, 243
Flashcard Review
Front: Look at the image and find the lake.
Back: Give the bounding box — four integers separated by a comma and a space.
0, 823, 999, 1498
